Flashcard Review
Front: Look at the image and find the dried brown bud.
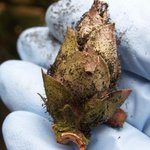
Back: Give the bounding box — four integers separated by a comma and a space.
42, 0, 132, 149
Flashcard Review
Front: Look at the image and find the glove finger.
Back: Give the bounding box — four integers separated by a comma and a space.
87, 123, 150, 150
118, 70, 150, 137
46, 0, 150, 80
3, 111, 150, 150
0, 60, 49, 118
108, 0, 150, 80
143, 119, 150, 137
2, 111, 72, 150
17, 27, 60, 69
45, 0, 93, 42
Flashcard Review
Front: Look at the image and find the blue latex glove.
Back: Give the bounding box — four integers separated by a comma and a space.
0, 0, 150, 149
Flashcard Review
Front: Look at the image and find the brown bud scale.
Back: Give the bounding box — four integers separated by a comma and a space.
42, 0, 132, 149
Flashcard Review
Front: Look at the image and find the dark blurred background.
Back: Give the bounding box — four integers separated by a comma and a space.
0, 0, 57, 63
0, 0, 57, 149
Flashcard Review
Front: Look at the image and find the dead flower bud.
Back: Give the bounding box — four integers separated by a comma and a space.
42, 0, 132, 150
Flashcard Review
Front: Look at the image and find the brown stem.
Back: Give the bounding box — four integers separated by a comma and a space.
57, 132, 86, 150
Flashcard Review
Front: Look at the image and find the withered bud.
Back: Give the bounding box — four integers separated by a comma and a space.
106, 109, 128, 128
42, 0, 132, 150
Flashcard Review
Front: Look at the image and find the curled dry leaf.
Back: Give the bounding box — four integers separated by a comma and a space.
42, 0, 132, 150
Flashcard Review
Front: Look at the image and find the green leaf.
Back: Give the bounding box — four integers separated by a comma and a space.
80, 89, 131, 128
52, 27, 79, 74
42, 70, 73, 120
52, 51, 110, 102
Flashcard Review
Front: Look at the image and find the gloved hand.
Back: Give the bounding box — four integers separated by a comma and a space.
0, 0, 150, 150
